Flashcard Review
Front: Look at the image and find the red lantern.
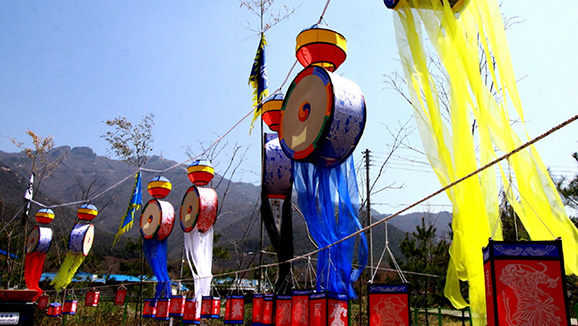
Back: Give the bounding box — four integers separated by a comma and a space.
262, 294, 274, 326
84, 290, 100, 307
187, 160, 214, 186
147, 176, 172, 199
183, 298, 200, 324
169, 295, 186, 317
47, 302, 62, 317
155, 298, 170, 321
368, 284, 410, 326
224, 295, 244, 324
291, 290, 310, 326
295, 24, 346, 72
261, 94, 284, 132
309, 292, 348, 326
143, 299, 156, 318
35, 208, 55, 225
252, 293, 264, 325
114, 288, 127, 306
201, 296, 220, 319
484, 239, 571, 326
37, 295, 49, 310
63, 300, 78, 315
275, 295, 292, 326
77, 203, 98, 221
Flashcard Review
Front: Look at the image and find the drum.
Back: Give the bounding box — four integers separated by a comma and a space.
264, 134, 293, 199
26, 226, 53, 254
69, 224, 95, 256
279, 66, 366, 168
180, 186, 218, 233
140, 199, 175, 240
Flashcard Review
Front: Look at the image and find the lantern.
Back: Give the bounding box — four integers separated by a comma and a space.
295, 24, 346, 72
261, 93, 284, 132
224, 295, 244, 324
143, 299, 156, 318
147, 176, 172, 199
169, 295, 186, 317
261, 294, 274, 326
47, 302, 62, 317
187, 160, 214, 186
201, 296, 220, 319
291, 290, 310, 326
114, 288, 127, 306
275, 295, 292, 326
37, 294, 49, 310
309, 292, 348, 326
183, 298, 200, 324
35, 208, 54, 225
368, 284, 410, 326
62, 300, 78, 315
383, 0, 465, 11
77, 203, 98, 221
155, 298, 170, 321
84, 289, 100, 307
252, 293, 264, 325
483, 239, 571, 326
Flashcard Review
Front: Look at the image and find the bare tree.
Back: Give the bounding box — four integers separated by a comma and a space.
101, 113, 155, 167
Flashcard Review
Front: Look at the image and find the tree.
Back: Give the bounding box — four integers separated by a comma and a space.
101, 113, 155, 167
396, 216, 450, 310
556, 151, 578, 226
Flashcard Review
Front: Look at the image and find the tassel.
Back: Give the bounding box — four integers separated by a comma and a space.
51, 253, 86, 290
25, 252, 46, 300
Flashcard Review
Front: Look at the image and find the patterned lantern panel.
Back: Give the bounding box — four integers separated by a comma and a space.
368, 284, 410, 326
252, 293, 264, 326
183, 299, 200, 324
187, 160, 214, 186
143, 299, 156, 318
201, 296, 220, 319
275, 295, 292, 326
483, 240, 570, 326
77, 203, 98, 221
224, 295, 244, 324
47, 302, 62, 317
35, 208, 55, 225
291, 290, 310, 326
262, 295, 275, 326
84, 290, 100, 307
295, 24, 347, 72
155, 298, 170, 321
63, 300, 78, 315
169, 296, 186, 317
261, 93, 284, 132
37, 295, 49, 310
148, 176, 172, 199
309, 292, 348, 326
114, 288, 127, 306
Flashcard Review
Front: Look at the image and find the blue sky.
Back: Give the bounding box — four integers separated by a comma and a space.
1, 1, 577, 214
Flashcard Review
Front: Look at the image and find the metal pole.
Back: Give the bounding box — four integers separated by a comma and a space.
364, 149, 373, 276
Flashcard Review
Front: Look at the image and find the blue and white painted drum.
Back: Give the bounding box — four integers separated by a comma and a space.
264, 133, 293, 198
279, 66, 366, 168
69, 224, 95, 256
26, 226, 53, 254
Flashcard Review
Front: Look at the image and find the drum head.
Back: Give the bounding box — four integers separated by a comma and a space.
81, 225, 95, 256
26, 226, 40, 254
279, 66, 333, 160
140, 199, 175, 240
180, 186, 200, 232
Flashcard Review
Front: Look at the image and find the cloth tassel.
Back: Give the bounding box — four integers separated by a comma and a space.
25, 252, 46, 300
143, 238, 171, 299
184, 227, 214, 319
51, 253, 86, 290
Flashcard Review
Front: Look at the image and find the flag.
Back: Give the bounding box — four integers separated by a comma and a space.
113, 171, 142, 245
248, 33, 269, 132
22, 173, 34, 225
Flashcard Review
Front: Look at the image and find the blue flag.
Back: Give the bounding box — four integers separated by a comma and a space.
113, 171, 142, 245
248, 33, 269, 132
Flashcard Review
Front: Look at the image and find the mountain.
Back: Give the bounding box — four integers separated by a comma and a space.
0, 146, 437, 275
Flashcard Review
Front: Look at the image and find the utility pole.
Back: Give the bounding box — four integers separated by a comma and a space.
363, 149, 374, 277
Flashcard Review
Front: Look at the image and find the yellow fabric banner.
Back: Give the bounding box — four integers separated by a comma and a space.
392, 0, 578, 324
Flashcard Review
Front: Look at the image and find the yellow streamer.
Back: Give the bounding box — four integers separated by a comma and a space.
50, 252, 87, 290
392, 0, 578, 324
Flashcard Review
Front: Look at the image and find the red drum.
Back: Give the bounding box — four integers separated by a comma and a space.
180, 186, 218, 233
279, 66, 366, 168
140, 199, 175, 240
26, 226, 53, 254
264, 134, 292, 199
69, 224, 95, 256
